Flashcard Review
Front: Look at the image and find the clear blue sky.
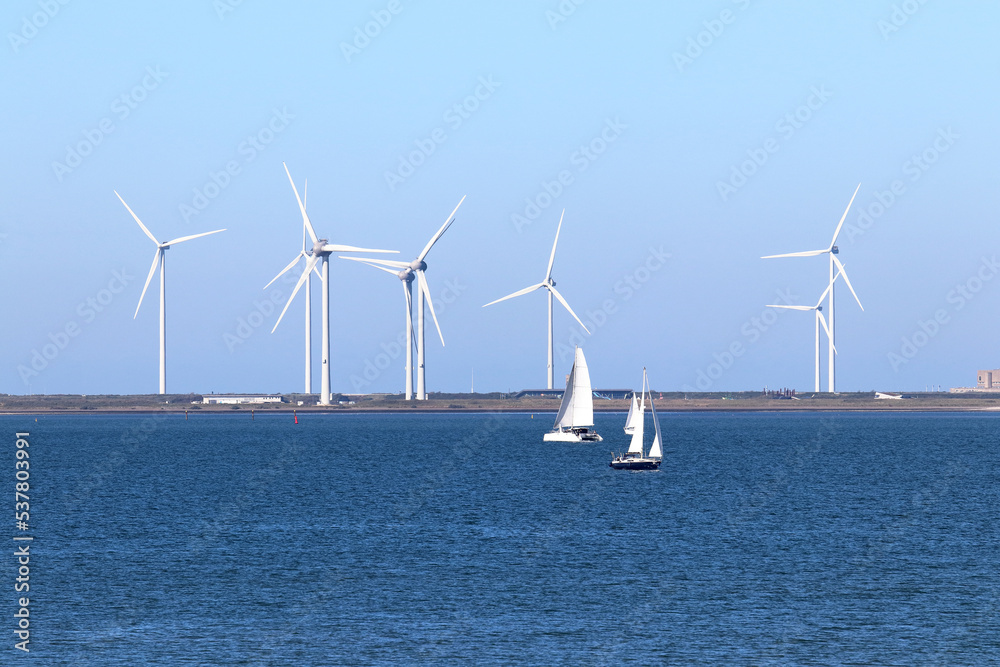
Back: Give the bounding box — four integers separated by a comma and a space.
2, 1, 998, 395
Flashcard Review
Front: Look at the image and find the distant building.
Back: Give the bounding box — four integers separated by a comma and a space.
978, 370, 1000, 389
202, 394, 284, 405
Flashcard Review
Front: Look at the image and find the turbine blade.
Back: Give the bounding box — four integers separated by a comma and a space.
814, 272, 839, 309
767, 304, 815, 311
482, 282, 545, 307
418, 195, 466, 262
761, 249, 828, 259
339, 256, 410, 269
817, 310, 837, 354
115, 191, 160, 245
165, 229, 226, 245
417, 270, 444, 346
829, 183, 862, 249
545, 209, 565, 280
548, 284, 590, 334
283, 163, 318, 245
264, 254, 302, 290
324, 244, 398, 254
135, 249, 160, 319
271, 255, 320, 333
349, 259, 400, 276
832, 255, 864, 311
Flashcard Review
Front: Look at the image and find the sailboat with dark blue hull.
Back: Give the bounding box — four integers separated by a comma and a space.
610, 368, 662, 470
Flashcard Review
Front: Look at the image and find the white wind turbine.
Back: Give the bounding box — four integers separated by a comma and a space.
483, 209, 590, 389
767, 269, 842, 392
341, 196, 466, 400
270, 163, 398, 405
762, 184, 864, 392
115, 191, 226, 395
264, 180, 322, 395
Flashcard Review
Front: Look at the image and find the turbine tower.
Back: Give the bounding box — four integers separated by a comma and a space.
483, 209, 589, 389
767, 271, 840, 391
342, 196, 466, 400
265, 180, 322, 395
115, 191, 225, 395
271, 163, 398, 405
762, 184, 864, 392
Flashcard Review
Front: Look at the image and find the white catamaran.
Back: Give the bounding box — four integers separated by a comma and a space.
543, 347, 603, 442
610, 368, 662, 470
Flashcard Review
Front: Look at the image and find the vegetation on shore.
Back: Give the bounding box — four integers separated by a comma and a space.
2, 391, 1000, 413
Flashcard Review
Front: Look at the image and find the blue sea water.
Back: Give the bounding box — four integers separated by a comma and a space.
3, 411, 999, 665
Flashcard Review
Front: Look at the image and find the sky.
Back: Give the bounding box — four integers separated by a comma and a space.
1, 1, 998, 396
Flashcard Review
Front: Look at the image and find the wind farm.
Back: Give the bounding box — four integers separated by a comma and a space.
268, 163, 399, 406
762, 185, 865, 393
341, 195, 466, 400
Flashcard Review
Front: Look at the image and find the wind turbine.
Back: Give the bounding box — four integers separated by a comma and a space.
767, 270, 841, 392
271, 163, 398, 405
341, 196, 466, 400
762, 184, 864, 392
265, 180, 322, 395
115, 191, 225, 395
483, 209, 590, 389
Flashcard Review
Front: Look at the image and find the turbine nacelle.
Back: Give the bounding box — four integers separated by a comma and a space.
409, 259, 427, 272
831, 245, 839, 255
399, 269, 414, 283
312, 239, 329, 256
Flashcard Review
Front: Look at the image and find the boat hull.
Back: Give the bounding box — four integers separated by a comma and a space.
543, 428, 603, 443
609, 457, 660, 470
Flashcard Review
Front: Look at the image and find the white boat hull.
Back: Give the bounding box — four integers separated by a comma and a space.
543, 428, 603, 443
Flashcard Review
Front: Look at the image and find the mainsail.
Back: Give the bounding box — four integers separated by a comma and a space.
626, 372, 646, 455
553, 347, 595, 430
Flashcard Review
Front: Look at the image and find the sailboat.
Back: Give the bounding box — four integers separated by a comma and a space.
543, 346, 603, 442
610, 368, 662, 470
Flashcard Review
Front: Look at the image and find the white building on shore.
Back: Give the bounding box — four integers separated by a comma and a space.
202, 394, 284, 405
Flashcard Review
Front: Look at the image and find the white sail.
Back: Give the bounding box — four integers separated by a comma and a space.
569, 347, 594, 428
624, 393, 639, 434
626, 371, 646, 454
552, 360, 576, 430
648, 373, 663, 459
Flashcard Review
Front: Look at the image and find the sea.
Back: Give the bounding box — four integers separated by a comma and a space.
3, 411, 999, 665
